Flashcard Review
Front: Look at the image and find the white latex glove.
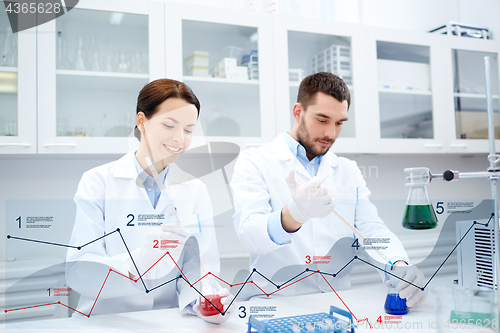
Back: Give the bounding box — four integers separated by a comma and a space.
385, 264, 428, 308
129, 224, 191, 280
285, 170, 334, 223
193, 288, 233, 324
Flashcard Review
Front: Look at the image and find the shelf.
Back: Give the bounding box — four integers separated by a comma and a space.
56, 70, 148, 79
183, 76, 258, 85
0, 66, 18, 73
57, 72, 148, 92
454, 92, 499, 99
378, 87, 431, 95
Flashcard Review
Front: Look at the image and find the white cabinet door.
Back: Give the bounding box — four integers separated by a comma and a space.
0, 6, 36, 154
365, 27, 447, 154
273, 15, 362, 153
444, 37, 500, 153
166, 3, 276, 152
37, 0, 164, 154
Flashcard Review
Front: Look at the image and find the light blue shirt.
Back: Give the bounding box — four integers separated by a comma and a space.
267, 132, 324, 245
133, 155, 169, 209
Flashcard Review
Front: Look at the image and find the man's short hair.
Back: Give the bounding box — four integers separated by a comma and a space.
297, 72, 351, 110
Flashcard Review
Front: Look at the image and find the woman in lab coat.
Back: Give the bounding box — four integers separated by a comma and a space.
66, 79, 230, 324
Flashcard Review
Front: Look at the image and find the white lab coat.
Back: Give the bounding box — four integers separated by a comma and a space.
231, 134, 408, 299
66, 151, 220, 316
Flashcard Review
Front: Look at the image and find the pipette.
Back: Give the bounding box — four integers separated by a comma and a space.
332, 210, 394, 268
144, 156, 182, 226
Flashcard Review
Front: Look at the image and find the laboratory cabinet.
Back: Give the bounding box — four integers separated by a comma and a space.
272, 15, 362, 153
164, 2, 276, 150
0, 2, 37, 154
2, 0, 500, 155
362, 27, 449, 154
36, 0, 165, 154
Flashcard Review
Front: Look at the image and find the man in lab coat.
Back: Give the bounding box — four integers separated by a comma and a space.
231, 72, 428, 308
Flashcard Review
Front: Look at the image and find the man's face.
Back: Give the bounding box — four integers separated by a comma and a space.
295, 92, 348, 160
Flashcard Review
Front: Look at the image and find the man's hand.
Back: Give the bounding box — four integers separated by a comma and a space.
285, 170, 334, 224
385, 263, 428, 308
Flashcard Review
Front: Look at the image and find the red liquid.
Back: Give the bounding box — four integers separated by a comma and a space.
199, 295, 223, 316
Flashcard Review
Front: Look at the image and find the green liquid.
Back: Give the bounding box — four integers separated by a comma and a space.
402, 204, 438, 230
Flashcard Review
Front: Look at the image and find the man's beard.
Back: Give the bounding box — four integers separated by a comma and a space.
296, 120, 334, 158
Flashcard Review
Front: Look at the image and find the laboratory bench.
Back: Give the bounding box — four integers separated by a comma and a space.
3, 284, 460, 333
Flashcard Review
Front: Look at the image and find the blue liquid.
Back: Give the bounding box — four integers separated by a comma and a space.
384, 293, 409, 315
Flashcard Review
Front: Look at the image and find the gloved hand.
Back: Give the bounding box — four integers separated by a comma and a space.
385, 264, 428, 308
129, 224, 191, 280
194, 288, 233, 324
285, 170, 334, 223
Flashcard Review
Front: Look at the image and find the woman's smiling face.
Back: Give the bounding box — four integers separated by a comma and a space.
138, 97, 198, 164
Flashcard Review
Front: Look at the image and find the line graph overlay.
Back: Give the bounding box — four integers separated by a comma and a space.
5, 215, 488, 319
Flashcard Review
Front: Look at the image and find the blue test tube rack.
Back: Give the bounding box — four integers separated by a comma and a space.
247, 305, 355, 333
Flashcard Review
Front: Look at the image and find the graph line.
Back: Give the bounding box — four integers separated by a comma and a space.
5, 215, 490, 319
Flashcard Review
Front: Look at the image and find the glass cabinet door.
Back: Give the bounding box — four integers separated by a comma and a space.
377, 41, 433, 139
287, 31, 355, 140
54, 8, 148, 138
182, 20, 260, 138
0, 3, 36, 154
38, 1, 163, 154
452, 49, 499, 140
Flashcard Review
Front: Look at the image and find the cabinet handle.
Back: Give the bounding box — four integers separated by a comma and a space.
43, 143, 77, 147
0, 143, 31, 147
449, 143, 467, 148
424, 144, 442, 148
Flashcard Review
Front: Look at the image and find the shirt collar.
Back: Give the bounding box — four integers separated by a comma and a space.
282, 132, 323, 164
133, 153, 169, 188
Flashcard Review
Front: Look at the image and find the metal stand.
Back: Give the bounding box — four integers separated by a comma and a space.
406, 57, 499, 326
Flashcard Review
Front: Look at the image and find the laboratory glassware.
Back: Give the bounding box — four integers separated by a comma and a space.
1, 25, 16, 67
73, 37, 87, 71
90, 50, 101, 71
402, 168, 438, 229
56, 31, 71, 69
384, 270, 409, 315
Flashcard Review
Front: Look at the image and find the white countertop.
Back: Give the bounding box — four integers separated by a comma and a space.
1, 284, 489, 333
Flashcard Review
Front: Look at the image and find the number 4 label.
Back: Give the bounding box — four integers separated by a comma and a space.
377, 316, 382, 324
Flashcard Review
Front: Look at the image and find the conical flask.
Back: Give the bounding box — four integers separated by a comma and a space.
402, 168, 438, 230
384, 284, 409, 315
73, 37, 87, 71
402, 185, 438, 229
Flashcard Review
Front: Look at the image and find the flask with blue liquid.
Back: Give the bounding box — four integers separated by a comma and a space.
384, 283, 409, 315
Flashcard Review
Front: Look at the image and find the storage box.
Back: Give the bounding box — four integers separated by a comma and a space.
185, 51, 209, 66
377, 59, 431, 91
236, 66, 248, 80
187, 65, 209, 77
309, 45, 352, 85
289, 68, 305, 82
215, 57, 237, 78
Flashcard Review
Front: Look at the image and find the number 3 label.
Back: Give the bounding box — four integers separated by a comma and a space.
305, 255, 311, 264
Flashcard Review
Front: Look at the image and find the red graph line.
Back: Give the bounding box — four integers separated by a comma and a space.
358, 318, 373, 329
138, 251, 170, 280
58, 302, 87, 317
210, 273, 231, 286
4, 302, 59, 313
167, 252, 189, 283
192, 272, 211, 287
268, 272, 317, 296
88, 269, 112, 317
250, 281, 268, 296
318, 272, 357, 321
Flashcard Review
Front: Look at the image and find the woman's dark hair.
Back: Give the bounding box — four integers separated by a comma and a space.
134, 79, 201, 140
297, 72, 351, 110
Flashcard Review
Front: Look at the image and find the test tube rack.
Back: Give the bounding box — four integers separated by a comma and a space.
247, 305, 355, 333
